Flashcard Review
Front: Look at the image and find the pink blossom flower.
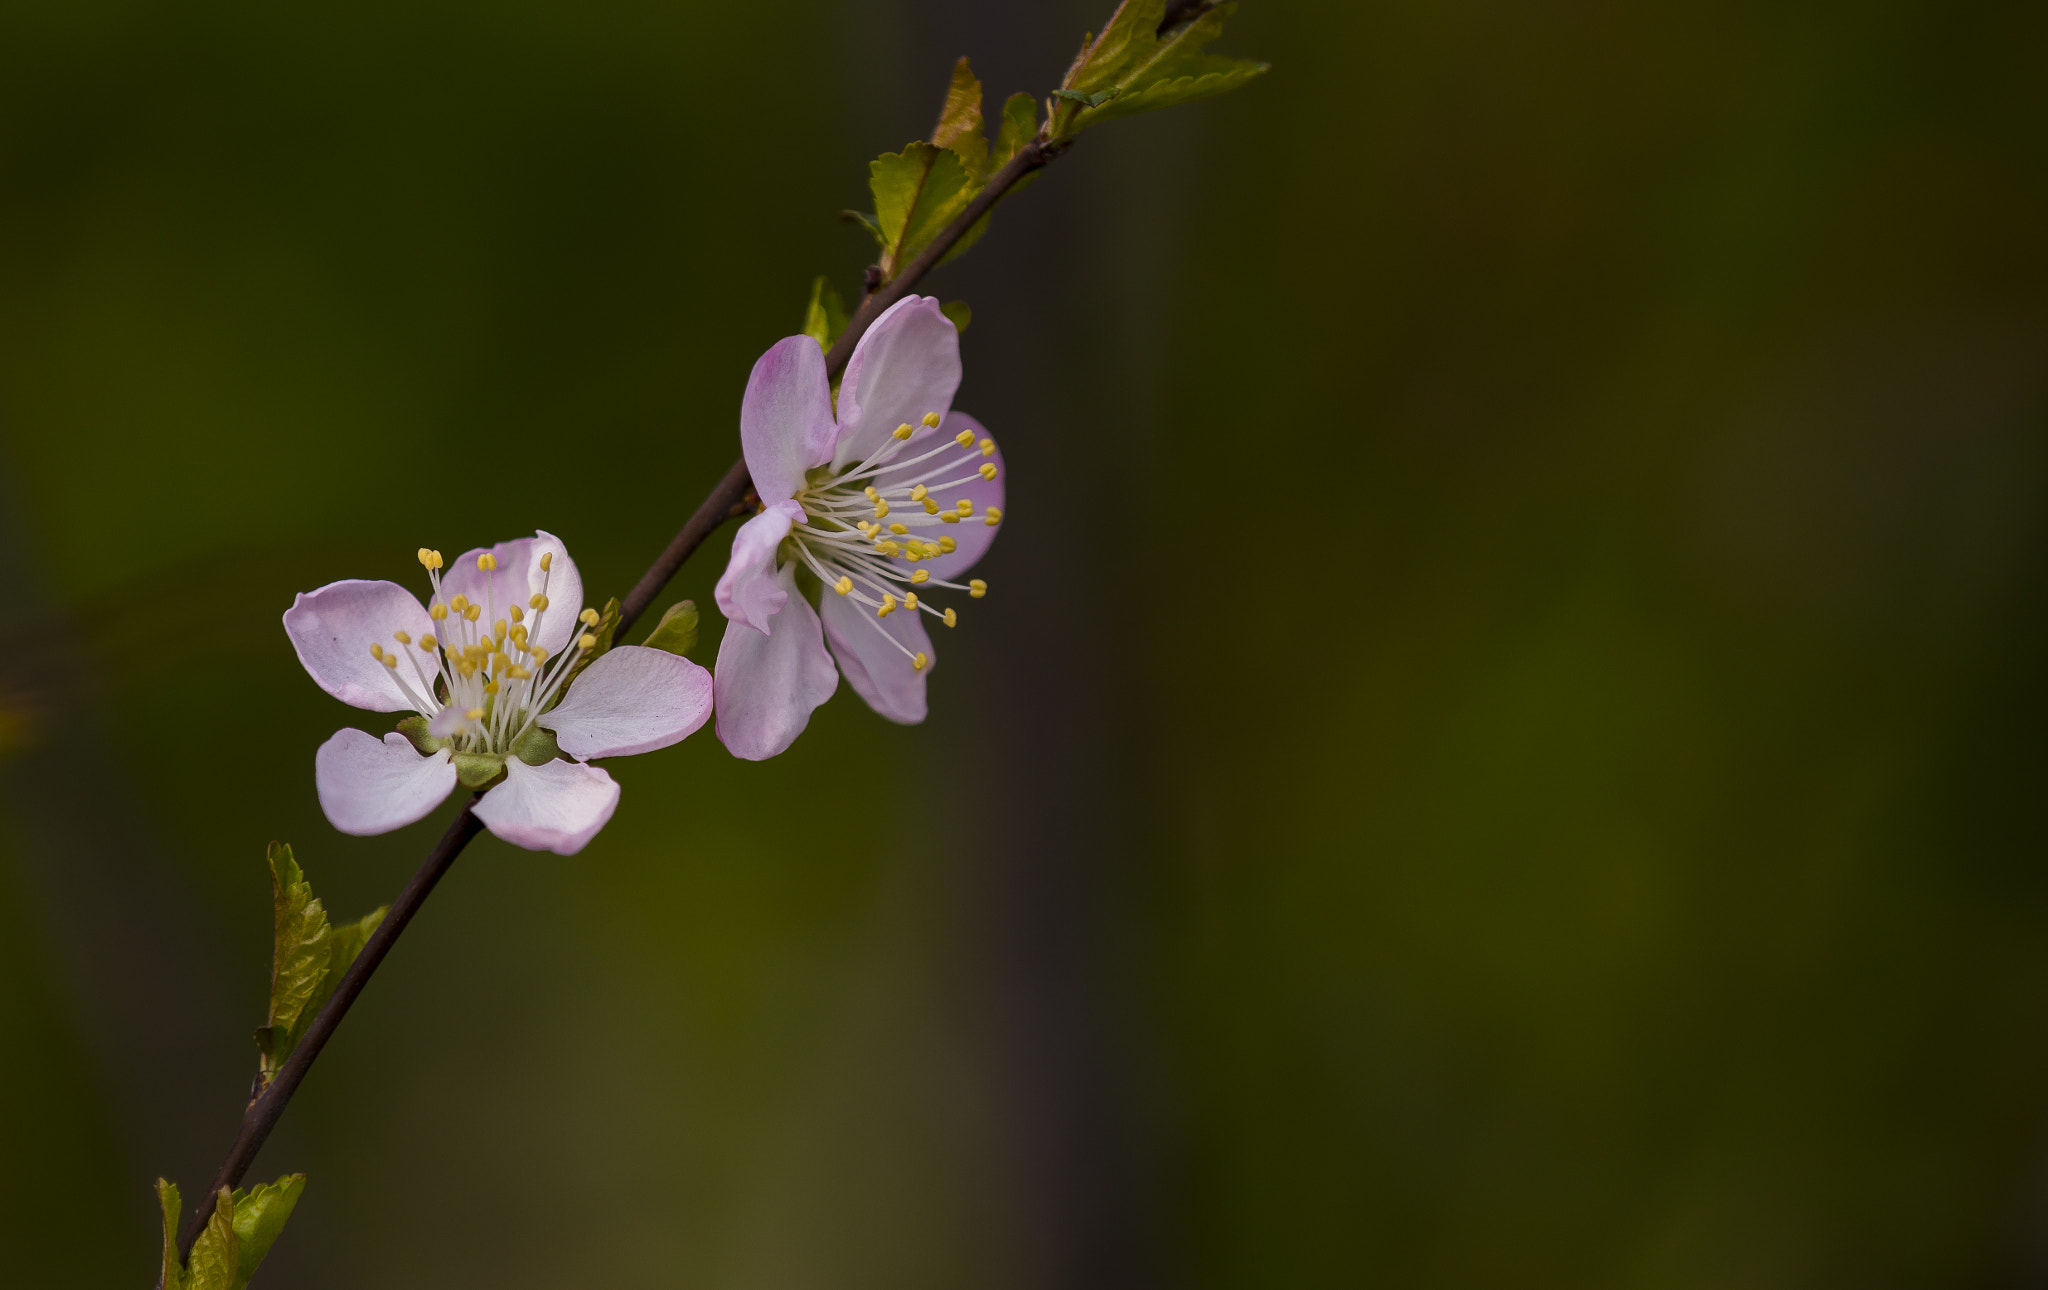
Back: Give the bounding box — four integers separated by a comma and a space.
284, 532, 712, 854
713, 296, 1005, 760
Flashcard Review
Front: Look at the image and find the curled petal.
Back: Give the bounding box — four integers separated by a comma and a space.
440, 531, 584, 657
818, 587, 932, 725
315, 729, 458, 836
877, 410, 1004, 583
832, 295, 961, 470
474, 757, 621, 855
741, 335, 839, 505
714, 564, 839, 760
714, 501, 803, 634
285, 580, 438, 713
540, 645, 713, 759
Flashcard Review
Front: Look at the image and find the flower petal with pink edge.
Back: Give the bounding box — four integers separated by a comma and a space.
314, 728, 458, 836
539, 645, 713, 759
741, 335, 839, 504
818, 588, 932, 725
474, 757, 621, 855
877, 410, 1005, 583
714, 564, 839, 760
285, 580, 438, 713
714, 501, 803, 634
831, 295, 962, 470
439, 531, 584, 656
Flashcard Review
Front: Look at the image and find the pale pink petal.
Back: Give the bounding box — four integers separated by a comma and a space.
714, 564, 839, 760
314, 728, 458, 836
876, 410, 1005, 583
285, 580, 438, 713
539, 645, 713, 759
818, 587, 932, 725
831, 295, 961, 470
714, 502, 802, 634
439, 531, 584, 656
473, 757, 620, 855
741, 336, 839, 504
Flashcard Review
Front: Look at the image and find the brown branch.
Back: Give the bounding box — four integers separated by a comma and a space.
166, 128, 1064, 1283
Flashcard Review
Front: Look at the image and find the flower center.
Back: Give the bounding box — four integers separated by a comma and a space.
786, 412, 1000, 672
367, 547, 602, 755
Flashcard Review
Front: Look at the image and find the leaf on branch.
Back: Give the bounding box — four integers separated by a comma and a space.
932, 56, 988, 187
1049, 0, 1267, 137
642, 600, 699, 657
869, 142, 972, 281
228, 1174, 306, 1290
157, 1179, 188, 1290
186, 1188, 239, 1290
257, 844, 386, 1087
938, 92, 1041, 268
802, 276, 850, 352
838, 209, 885, 248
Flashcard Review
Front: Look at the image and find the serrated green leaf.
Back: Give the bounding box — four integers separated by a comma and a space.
869, 143, 972, 279
158, 1179, 187, 1290
642, 600, 699, 657
802, 277, 849, 352
228, 1174, 305, 1290
932, 56, 987, 187
937, 93, 1041, 269
186, 1189, 239, 1290
263, 843, 331, 1083
1051, 0, 1267, 137
299, 905, 383, 1035
940, 300, 972, 333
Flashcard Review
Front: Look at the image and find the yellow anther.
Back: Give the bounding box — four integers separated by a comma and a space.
579, 607, 600, 626
419, 634, 438, 651
429, 603, 449, 621
979, 463, 998, 481
954, 429, 975, 447
985, 506, 1003, 523
888, 522, 908, 535
368, 643, 386, 661
529, 646, 549, 663
979, 438, 995, 457
957, 500, 974, 515
540, 551, 553, 572
942, 607, 957, 628
529, 593, 549, 611
878, 593, 897, 618
922, 412, 941, 428
494, 618, 508, 638
910, 569, 929, 584
919, 498, 936, 515
510, 625, 528, 644
969, 579, 987, 598
393, 630, 411, 645
893, 422, 914, 440
904, 549, 922, 562
417, 547, 434, 569
508, 604, 524, 623
912, 651, 929, 671
492, 652, 510, 671
904, 592, 919, 610
864, 485, 880, 501
382, 655, 398, 670
834, 576, 853, 596
450, 594, 469, 612
477, 553, 497, 571
507, 664, 532, 680
464, 706, 485, 721
484, 680, 500, 694
909, 484, 928, 502
940, 511, 960, 524
578, 633, 597, 649
937, 536, 957, 553
464, 605, 481, 621
430, 549, 444, 569
874, 500, 891, 519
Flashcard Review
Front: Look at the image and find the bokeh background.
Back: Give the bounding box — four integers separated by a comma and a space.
4, 0, 2047, 1285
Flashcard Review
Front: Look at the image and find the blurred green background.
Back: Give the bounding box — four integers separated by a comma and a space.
4, 0, 2047, 1285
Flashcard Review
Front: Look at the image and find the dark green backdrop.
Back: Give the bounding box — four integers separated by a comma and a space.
4, 1, 2047, 1286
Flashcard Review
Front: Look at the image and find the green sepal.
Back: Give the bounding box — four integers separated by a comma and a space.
394, 714, 445, 755
940, 300, 972, 334
869, 142, 972, 280
186, 1188, 239, 1290
452, 751, 507, 790
561, 596, 620, 693
642, 600, 699, 657
1049, 0, 1267, 138
511, 723, 561, 766
157, 1179, 187, 1290
802, 277, 850, 352
228, 1174, 306, 1290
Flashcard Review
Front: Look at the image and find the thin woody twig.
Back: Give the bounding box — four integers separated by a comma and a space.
166, 130, 1061, 1281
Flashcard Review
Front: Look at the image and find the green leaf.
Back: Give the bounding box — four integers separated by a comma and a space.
869, 143, 972, 279
262, 843, 331, 1083
940, 300, 972, 333
157, 1179, 187, 1290
299, 905, 383, 1035
931, 56, 988, 187
937, 93, 1041, 268
642, 600, 699, 657
228, 1175, 306, 1290
839, 209, 885, 247
186, 1189, 239, 1290
801, 277, 849, 352
1050, 0, 1267, 137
